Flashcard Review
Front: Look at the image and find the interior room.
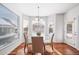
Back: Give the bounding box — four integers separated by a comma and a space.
0, 3, 79, 55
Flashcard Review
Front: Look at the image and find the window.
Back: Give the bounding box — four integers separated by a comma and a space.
49, 24, 54, 34
23, 19, 28, 33
67, 23, 72, 33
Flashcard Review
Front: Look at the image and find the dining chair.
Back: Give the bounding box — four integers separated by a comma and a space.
32, 37, 45, 55
44, 34, 54, 55
24, 33, 28, 54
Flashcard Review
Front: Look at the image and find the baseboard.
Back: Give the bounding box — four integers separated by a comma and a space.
53, 41, 64, 43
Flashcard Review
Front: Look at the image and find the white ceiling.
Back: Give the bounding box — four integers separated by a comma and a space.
3, 3, 79, 16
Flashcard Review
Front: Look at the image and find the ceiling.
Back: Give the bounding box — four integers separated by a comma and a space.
3, 3, 79, 16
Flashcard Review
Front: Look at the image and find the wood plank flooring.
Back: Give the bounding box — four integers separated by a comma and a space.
9, 43, 79, 55
53, 43, 79, 55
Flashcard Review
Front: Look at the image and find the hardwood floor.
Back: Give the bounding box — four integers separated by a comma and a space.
9, 43, 79, 55
9, 43, 58, 55
53, 43, 79, 55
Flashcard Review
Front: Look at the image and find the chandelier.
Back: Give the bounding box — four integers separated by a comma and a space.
33, 5, 44, 36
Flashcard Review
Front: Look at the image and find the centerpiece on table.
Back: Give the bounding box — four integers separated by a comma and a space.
37, 32, 41, 36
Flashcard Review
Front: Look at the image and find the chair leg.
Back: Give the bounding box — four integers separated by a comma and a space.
24, 44, 26, 54
43, 44, 46, 55
50, 43, 53, 53
24, 44, 28, 55
52, 44, 53, 50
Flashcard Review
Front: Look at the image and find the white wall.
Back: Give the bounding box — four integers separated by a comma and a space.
64, 5, 79, 50
0, 3, 23, 54
55, 14, 64, 43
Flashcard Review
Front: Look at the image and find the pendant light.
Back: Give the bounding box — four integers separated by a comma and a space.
37, 6, 40, 24
37, 5, 41, 36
